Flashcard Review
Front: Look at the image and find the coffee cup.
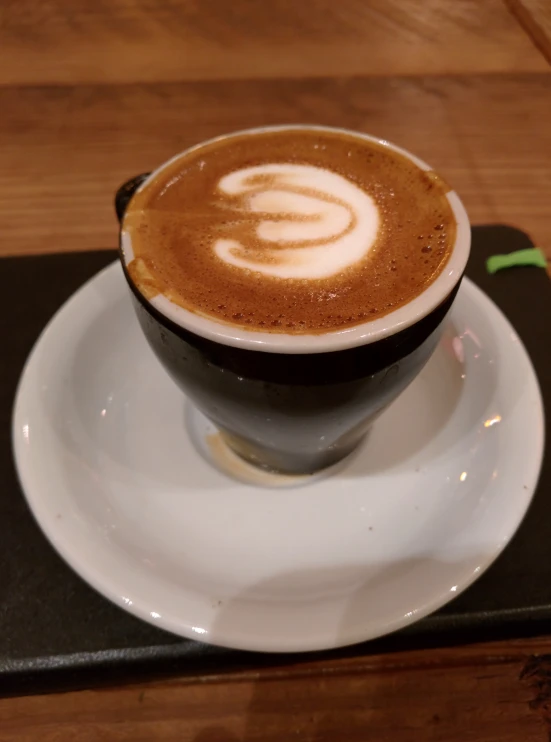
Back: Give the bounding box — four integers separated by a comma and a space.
115, 126, 470, 474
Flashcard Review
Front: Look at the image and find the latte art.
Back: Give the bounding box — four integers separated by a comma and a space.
123, 127, 457, 334
214, 164, 380, 279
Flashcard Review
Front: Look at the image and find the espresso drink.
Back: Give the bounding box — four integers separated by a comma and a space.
118, 126, 468, 474
123, 128, 456, 334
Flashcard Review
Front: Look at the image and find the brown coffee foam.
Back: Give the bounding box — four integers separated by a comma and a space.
124, 129, 456, 334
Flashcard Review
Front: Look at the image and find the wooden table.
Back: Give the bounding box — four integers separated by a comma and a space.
1, 1, 550, 739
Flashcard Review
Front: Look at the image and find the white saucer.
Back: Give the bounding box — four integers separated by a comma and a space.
13, 263, 544, 652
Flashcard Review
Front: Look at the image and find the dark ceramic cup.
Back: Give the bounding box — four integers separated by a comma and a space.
116, 126, 471, 474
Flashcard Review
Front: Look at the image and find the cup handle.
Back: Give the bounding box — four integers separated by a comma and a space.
114, 173, 151, 223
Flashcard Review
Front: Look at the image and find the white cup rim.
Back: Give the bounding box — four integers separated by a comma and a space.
121, 124, 471, 354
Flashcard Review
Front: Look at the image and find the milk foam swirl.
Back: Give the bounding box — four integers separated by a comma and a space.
214, 164, 380, 279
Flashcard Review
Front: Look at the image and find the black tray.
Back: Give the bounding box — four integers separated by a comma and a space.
1, 225, 549, 696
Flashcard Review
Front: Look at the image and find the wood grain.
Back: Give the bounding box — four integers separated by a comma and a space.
507, 0, 551, 64
1, 74, 550, 258
1, 638, 550, 741
0, 0, 547, 86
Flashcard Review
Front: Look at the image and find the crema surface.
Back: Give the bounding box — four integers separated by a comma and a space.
124, 128, 456, 333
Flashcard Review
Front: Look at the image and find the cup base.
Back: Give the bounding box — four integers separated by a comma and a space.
220, 428, 364, 477
185, 402, 355, 487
